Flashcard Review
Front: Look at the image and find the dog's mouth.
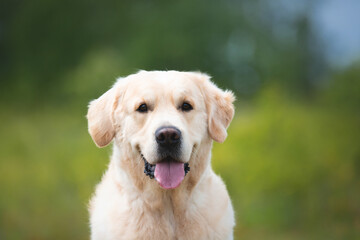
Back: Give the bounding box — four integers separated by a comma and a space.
140, 153, 190, 189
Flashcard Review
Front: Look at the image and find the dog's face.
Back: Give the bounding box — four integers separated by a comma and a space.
87, 71, 234, 189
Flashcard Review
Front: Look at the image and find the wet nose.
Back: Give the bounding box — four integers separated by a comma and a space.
155, 126, 181, 148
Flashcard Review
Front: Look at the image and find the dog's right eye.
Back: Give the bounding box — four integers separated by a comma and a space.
137, 103, 148, 113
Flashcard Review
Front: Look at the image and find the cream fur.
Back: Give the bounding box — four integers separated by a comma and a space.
87, 70, 235, 240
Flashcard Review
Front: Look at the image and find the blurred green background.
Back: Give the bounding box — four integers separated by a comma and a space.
1, 0, 360, 239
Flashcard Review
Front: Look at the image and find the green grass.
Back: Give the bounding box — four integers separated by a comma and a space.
1, 91, 359, 239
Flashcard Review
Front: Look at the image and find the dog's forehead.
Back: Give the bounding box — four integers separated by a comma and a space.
124, 71, 201, 98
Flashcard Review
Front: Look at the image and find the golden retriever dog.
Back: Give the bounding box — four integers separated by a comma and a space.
87, 70, 235, 240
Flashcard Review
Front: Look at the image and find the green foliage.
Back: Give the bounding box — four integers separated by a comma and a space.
319, 63, 360, 112
0, 107, 108, 239
213, 88, 360, 239
1, 0, 325, 103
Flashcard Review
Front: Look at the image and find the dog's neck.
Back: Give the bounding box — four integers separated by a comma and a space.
109, 138, 213, 209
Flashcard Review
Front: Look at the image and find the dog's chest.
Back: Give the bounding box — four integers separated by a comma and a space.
90, 170, 233, 239
116, 198, 211, 240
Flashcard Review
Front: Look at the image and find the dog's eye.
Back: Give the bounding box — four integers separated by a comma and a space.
181, 102, 193, 112
137, 103, 148, 113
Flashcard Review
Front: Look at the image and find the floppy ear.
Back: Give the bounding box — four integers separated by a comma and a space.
199, 74, 235, 143
87, 87, 119, 147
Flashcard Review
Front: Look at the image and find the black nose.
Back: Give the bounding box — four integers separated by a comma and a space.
155, 126, 181, 148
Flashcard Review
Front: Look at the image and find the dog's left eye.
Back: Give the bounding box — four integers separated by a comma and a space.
181, 102, 193, 112
137, 103, 148, 113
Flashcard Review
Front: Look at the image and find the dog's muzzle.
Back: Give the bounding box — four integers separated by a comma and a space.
141, 126, 190, 189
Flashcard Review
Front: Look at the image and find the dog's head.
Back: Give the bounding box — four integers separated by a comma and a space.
87, 71, 235, 189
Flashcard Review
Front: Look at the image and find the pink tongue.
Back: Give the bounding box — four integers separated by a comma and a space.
154, 161, 185, 189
